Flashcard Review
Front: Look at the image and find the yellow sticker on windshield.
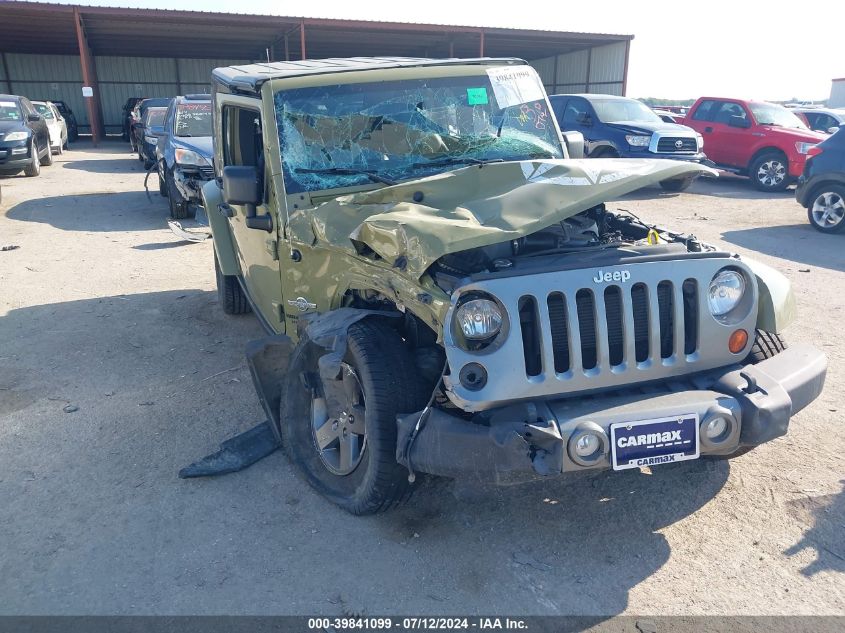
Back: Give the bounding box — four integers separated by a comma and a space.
466, 87, 489, 106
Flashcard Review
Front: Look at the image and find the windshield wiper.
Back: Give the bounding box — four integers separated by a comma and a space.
294, 167, 396, 186
411, 157, 504, 170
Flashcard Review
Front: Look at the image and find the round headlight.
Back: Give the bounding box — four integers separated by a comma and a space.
708, 270, 745, 317
455, 299, 503, 340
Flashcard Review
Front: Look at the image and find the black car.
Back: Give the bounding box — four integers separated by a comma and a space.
0, 94, 52, 177
796, 126, 845, 233
122, 97, 146, 141
50, 100, 78, 141
131, 97, 171, 153
156, 94, 213, 219
138, 106, 167, 169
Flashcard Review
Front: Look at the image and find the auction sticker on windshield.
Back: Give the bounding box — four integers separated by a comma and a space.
486, 66, 545, 108
610, 414, 699, 470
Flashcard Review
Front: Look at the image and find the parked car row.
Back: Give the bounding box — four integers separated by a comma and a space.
122, 94, 215, 221
547, 93, 840, 193
0, 93, 66, 178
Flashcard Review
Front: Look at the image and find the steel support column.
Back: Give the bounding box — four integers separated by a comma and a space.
585, 47, 592, 93
299, 21, 306, 60
479, 31, 485, 57
622, 39, 631, 96
1, 52, 12, 93
73, 7, 103, 144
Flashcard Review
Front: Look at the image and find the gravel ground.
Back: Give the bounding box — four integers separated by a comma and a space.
0, 143, 842, 616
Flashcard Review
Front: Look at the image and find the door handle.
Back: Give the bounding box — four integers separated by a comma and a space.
218, 203, 234, 218
704, 127, 713, 133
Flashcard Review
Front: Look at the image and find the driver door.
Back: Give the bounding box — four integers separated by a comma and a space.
220, 98, 285, 332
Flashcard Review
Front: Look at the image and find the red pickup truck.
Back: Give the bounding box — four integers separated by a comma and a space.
679, 97, 827, 191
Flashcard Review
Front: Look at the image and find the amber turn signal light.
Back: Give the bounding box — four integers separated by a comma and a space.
729, 329, 748, 354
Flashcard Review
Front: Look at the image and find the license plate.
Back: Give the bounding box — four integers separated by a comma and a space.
610, 414, 699, 471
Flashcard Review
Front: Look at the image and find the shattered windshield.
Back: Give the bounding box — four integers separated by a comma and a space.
273, 69, 565, 194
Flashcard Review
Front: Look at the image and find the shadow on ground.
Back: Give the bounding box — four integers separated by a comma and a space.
785, 480, 845, 576
0, 289, 731, 614
721, 223, 845, 273
5, 191, 168, 232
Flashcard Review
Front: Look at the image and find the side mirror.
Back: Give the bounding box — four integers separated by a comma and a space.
222, 165, 273, 232
728, 115, 751, 129
222, 165, 260, 205
829, 126, 840, 135
27, 113, 41, 123
562, 130, 585, 159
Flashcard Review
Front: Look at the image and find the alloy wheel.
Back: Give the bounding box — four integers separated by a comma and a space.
310, 362, 367, 476
811, 191, 845, 228
756, 160, 785, 187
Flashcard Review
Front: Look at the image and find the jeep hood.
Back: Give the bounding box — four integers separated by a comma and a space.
294, 158, 715, 278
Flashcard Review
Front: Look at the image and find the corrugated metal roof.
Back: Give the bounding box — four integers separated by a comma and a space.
0, 2, 633, 59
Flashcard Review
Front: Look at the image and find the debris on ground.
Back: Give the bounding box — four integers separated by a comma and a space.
178, 420, 280, 478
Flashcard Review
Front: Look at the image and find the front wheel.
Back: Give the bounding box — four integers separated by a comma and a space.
280, 319, 427, 515
23, 142, 40, 177
807, 184, 845, 233
214, 253, 251, 315
166, 169, 190, 220
749, 152, 789, 192
39, 143, 52, 166
659, 176, 695, 192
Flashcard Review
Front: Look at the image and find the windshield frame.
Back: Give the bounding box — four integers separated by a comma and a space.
269, 65, 566, 197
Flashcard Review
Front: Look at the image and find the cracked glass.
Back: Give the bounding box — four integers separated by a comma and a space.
273, 72, 565, 194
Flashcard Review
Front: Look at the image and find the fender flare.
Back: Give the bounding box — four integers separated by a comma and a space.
201, 180, 240, 276
587, 141, 619, 158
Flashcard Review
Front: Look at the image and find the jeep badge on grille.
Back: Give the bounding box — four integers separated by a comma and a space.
593, 269, 631, 284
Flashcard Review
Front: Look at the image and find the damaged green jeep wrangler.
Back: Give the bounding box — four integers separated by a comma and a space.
204, 57, 827, 514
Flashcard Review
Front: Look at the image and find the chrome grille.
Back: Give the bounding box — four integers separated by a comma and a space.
656, 137, 697, 153
443, 258, 758, 412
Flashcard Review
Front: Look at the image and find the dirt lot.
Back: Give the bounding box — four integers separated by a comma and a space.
0, 143, 843, 616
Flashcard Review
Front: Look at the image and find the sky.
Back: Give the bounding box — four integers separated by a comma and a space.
50, 0, 842, 101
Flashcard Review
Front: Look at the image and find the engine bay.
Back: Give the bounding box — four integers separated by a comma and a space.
431, 204, 712, 289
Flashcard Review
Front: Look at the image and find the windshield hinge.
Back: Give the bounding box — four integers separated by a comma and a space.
265, 238, 279, 261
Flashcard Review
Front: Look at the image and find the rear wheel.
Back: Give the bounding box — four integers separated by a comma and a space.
39, 143, 52, 166
807, 184, 845, 233
280, 319, 427, 515
749, 152, 789, 191
214, 253, 251, 315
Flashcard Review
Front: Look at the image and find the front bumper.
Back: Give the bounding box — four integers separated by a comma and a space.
396, 344, 826, 483
174, 166, 213, 203
0, 140, 32, 168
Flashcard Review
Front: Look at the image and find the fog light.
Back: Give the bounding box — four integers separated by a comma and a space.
704, 416, 728, 440
574, 433, 600, 457
729, 329, 748, 354
567, 423, 607, 467
11, 147, 28, 155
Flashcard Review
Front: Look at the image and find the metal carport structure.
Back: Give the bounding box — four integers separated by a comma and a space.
0, 1, 633, 143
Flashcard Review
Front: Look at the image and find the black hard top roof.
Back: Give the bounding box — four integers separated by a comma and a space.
212, 56, 526, 93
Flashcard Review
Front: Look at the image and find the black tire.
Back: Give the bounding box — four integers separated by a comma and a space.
39, 142, 52, 166
158, 174, 167, 197
214, 253, 251, 315
23, 142, 40, 177
166, 169, 190, 220
745, 329, 787, 365
749, 151, 790, 192
806, 184, 845, 234
659, 176, 695, 192
280, 319, 427, 515
144, 158, 154, 170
